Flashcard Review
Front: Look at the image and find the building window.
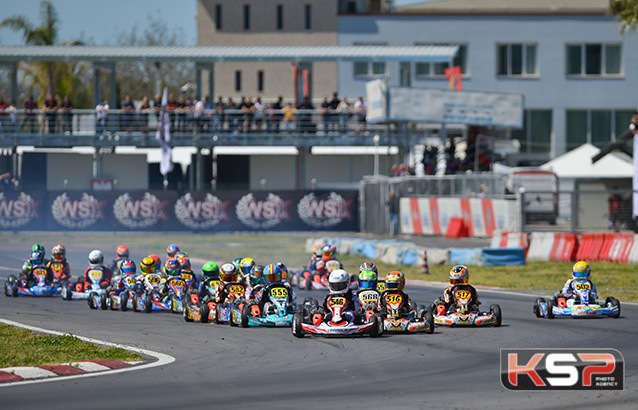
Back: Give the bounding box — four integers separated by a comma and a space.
215, 5, 222, 30
235, 70, 242, 92
276, 5, 283, 30
257, 70, 264, 92
354, 62, 368, 76
509, 110, 552, 154
566, 44, 622, 77
414, 43, 467, 77
305, 5, 312, 30
243, 5, 250, 30
566, 109, 631, 150
496, 44, 537, 76
346, 1, 357, 13
353, 62, 386, 77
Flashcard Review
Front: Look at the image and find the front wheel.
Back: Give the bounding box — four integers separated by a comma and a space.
610, 297, 621, 319
88, 292, 98, 309
292, 313, 305, 338
533, 297, 546, 318
201, 303, 210, 323
100, 293, 108, 310
425, 308, 435, 334
368, 313, 380, 338
109, 294, 117, 311
490, 304, 502, 327
121, 292, 129, 312
546, 300, 555, 319
215, 303, 223, 324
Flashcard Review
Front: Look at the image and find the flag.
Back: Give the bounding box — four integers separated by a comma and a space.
155, 87, 174, 176
444, 66, 463, 91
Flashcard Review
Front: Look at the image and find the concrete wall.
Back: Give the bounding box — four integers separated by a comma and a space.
338, 15, 638, 158
102, 154, 148, 190
249, 155, 297, 190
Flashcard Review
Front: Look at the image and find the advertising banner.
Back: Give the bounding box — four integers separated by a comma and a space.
3, 190, 359, 232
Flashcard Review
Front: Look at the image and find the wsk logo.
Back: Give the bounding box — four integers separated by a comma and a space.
501, 348, 623, 390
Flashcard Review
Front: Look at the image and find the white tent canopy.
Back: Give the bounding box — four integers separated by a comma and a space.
540, 143, 633, 178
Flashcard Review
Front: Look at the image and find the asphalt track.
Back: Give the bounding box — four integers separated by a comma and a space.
0, 237, 636, 410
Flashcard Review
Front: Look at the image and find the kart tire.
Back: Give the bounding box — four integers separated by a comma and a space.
533, 298, 546, 318
425, 307, 435, 334
292, 313, 304, 338
109, 294, 117, 311
131, 295, 138, 312
201, 303, 210, 324
121, 292, 129, 312
490, 304, 502, 327
100, 293, 108, 310
215, 303, 223, 324
546, 300, 555, 319
88, 292, 98, 309
144, 293, 153, 313
4, 281, 10, 297
170, 296, 178, 314
241, 303, 253, 328
183, 305, 193, 323
306, 277, 312, 291
64, 283, 73, 301
610, 297, 621, 319
368, 314, 380, 338
229, 307, 239, 327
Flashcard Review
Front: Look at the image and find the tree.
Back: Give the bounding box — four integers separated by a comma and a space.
610, 0, 638, 33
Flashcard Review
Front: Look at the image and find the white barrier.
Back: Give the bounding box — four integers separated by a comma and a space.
526, 232, 556, 262
627, 234, 638, 264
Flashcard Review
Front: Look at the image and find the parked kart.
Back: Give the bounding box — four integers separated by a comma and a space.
107, 275, 137, 311
211, 282, 247, 325
376, 291, 434, 334
234, 283, 295, 328
183, 279, 220, 323
533, 280, 620, 319
432, 289, 501, 327
292, 293, 382, 338
4, 270, 60, 297
60, 269, 108, 308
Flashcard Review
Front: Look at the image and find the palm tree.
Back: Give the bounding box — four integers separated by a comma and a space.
610, 0, 638, 33
1, 1, 81, 96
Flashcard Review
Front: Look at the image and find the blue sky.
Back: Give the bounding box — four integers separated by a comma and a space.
0, 0, 429, 45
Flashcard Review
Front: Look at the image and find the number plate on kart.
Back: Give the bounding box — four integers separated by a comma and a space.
359, 291, 379, 304
181, 273, 193, 281
385, 293, 402, 304
455, 290, 472, 300
126, 277, 136, 285
33, 268, 47, 276
51, 263, 63, 271
271, 287, 288, 298
171, 280, 185, 288
89, 270, 103, 279
575, 282, 591, 291
376, 282, 386, 292
329, 297, 346, 307
147, 275, 161, 285
229, 285, 245, 295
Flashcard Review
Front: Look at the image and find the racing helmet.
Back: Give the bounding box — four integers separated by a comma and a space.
164, 259, 181, 276
166, 244, 180, 258
202, 262, 220, 279
116, 245, 129, 259
312, 244, 323, 258
88, 250, 104, 265
140, 257, 156, 274
263, 264, 282, 284
239, 258, 256, 276
30, 250, 44, 265
52, 244, 66, 261
149, 254, 161, 270
329, 244, 337, 257
449, 265, 469, 286
220, 263, 238, 284
328, 269, 350, 294
572, 261, 591, 279
248, 264, 265, 287
174, 251, 188, 260
120, 259, 136, 276
358, 270, 378, 291
321, 245, 334, 261
177, 256, 191, 271
276, 262, 288, 281
359, 262, 378, 275
385, 271, 406, 292
232, 257, 243, 270
32, 243, 45, 256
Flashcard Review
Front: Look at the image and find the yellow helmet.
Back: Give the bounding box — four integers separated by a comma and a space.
572, 261, 591, 279
140, 257, 156, 274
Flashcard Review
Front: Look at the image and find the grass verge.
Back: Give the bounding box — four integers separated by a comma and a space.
0, 324, 141, 368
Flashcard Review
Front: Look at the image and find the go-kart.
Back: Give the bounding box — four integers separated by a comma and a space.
107, 275, 137, 311
4, 269, 60, 297
376, 291, 434, 334
135, 274, 188, 313
60, 269, 108, 308
234, 283, 295, 327
432, 289, 501, 327
293, 260, 356, 291
292, 293, 382, 338
49, 261, 70, 284
210, 282, 247, 325
183, 278, 220, 323
533, 279, 620, 319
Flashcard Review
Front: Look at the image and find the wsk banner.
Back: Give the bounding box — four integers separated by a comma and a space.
0, 190, 359, 232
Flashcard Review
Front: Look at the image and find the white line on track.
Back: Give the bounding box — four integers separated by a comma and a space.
0, 318, 175, 387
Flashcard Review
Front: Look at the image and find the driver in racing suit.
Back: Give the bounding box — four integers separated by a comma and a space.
434, 265, 479, 314
198, 262, 220, 300
20, 250, 53, 287
320, 269, 356, 322
378, 271, 413, 315
258, 264, 295, 313
82, 250, 113, 291
559, 261, 598, 301
47, 244, 71, 284
214, 263, 245, 304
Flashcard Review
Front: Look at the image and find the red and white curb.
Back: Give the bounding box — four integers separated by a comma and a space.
0, 318, 175, 387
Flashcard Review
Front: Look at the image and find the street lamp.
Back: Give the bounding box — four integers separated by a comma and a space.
373, 134, 380, 177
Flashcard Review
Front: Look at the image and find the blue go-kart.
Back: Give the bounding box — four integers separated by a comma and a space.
534, 279, 620, 319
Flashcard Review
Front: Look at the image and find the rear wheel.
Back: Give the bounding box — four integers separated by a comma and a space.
215, 303, 223, 324
121, 292, 129, 312
241, 302, 256, 328
109, 294, 117, 311
292, 313, 304, 338
4, 281, 11, 297
546, 300, 555, 319
144, 293, 153, 313
306, 277, 313, 291
610, 297, 621, 319
368, 314, 380, 338
183, 304, 194, 322
425, 307, 435, 334
100, 293, 108, 310
229, 305, 239, 327
88, 292, 98, 309
533, 297, 546, 318
63, 283, 73, 300
201, 303, 210, 323
490, 304, 502, 327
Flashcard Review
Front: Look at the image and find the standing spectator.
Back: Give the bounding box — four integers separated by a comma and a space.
270, 96, 283, 133
337, 96, 351, 134
241, 96, 254, 133
193, 96, 204, 132
60, 95, 73, 134
329, 92, 340, 132
22, 95, 37, 133
185, 97, 195, 132
95, 99, 109, 134
121, 95, 135, 133
297, 96, 315, 133
226, 97, 239, 134
320, 95, 331, 134
202, 96, 212, 133
176, 95, 186, 132
0, 172, 17, 191
281, 102, 296, 133
0, 96, 6, 133
254, 96, 265, 132
387, 191, 398, 236
608, 187, 622, 232
213, 96, 225, 133
138, 96, 151, 133
7, 100, 17, 134
43, 94, 58, 134
354, 96, 367, 134
168, 93, 177, 129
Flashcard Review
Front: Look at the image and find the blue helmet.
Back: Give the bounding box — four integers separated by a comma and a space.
263, 264, 282, 284
30, 250, 44, 265
166, 244, 180, 258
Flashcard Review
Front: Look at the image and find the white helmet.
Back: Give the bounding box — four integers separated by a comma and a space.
328, 269, 349, 294
88, 250, 104, 265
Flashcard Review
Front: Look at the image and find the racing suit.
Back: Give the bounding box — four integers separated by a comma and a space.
439, 284, 479, 312
354, 289, 381, 312
20, 261, 53, 286
245, 283, 266, 302
258, 282, 294, 313
47, 258, 71, 283
322, 289, 356, 322
215, 282, 245, 304
379, 290, 413, 315
198, 277, 220, 300
83, 264, 112, 290
561, 279, 598, 301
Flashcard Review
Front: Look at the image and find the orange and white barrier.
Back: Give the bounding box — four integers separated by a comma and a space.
490, 230, 529, 249
399, 197, 517, 238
